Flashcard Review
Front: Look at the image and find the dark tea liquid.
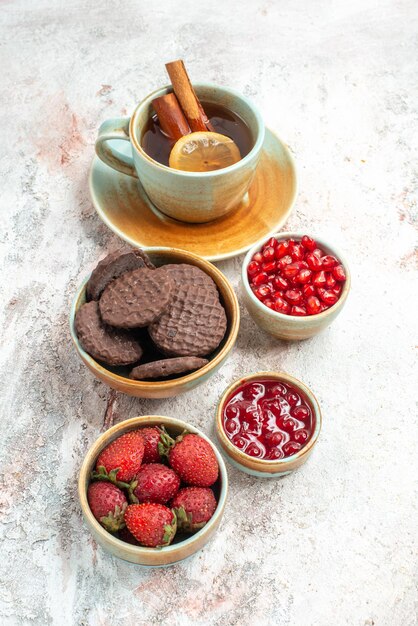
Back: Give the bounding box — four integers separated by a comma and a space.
141, 102, 253, 167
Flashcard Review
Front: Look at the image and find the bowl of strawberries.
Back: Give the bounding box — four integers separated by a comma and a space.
78, 415, 228, 566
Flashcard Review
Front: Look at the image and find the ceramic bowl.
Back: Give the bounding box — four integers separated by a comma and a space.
215, 371, 322, 477
79, 415, 228, 566
70, 247, 240, 398
241, 232, 351, 340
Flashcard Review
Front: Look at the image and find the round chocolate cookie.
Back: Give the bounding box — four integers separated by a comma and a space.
149, 284, 227, 357
129, 357, 208, 380
161, 264, 218, 296
99, 267, 173, 329
86, 248, 155, 301
75, 301, 143, 366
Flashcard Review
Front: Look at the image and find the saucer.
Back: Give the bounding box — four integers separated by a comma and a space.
89, 128, 297, 261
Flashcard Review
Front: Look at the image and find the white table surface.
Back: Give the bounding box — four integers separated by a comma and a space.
1, 1, 417, 624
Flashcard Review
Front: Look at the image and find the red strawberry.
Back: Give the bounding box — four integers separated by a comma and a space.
87, 482, 127, 533
171, 487, 217, 532
159, 429, 219, 487
118, 526, 141, 546
124, 503, 177, 547
138, 427, 162, 463
94, 430, 144, 483
130, 463, 180, 504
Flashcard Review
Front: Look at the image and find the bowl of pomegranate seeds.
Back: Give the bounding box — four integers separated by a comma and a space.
79, 415, 228, 566
216, 371, 321, 477
242, 232, 350, 339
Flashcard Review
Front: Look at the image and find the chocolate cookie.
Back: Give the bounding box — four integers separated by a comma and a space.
99, 267, 173, 329
162, 264, 218, 296
130, 357, 208, 380
149, 285, 227, 357
86, 248, 154, 301
75, 301, 143, 366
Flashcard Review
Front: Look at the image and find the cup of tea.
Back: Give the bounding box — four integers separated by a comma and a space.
95, 84, 265, 223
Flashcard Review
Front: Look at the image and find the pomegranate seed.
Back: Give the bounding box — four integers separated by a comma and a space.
273, 296, 291, 314
291, 244, 304, 261
313, 270, 327, 287
333, 264, 346, 282
306, 296, 321, 315
272, 290, 284, 299
277, 254, 292, 270
275, 241, 289, 259
325, 273, 336, 289
273, 275, 288, 290
265, 237, 278, 248
287, 239, 296, 251
252, 251, 263, 263
262, 260, 277, 274
293, 430, 309, 444
317, 288, 338, 306
252, 272, 269, 286
296, 268, 312, 284
303, 284, 316, 298
262, 246, 275, 262
301, 235, 316, 251
247, 261, 260, 276
255, 285, 272, 299
321, 255, 338, 270
333, 284, 342, 296
282, 262, 300, 278
320, 303, 329, 312
312, 248, 323, 259
282, 441, 301, 456
284, 289, 303, 304
291, 305, 307, 316
264, 299, 274, 309
306, 253, 322, 271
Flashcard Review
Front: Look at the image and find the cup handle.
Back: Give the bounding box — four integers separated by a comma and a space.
95, 117, 138, 178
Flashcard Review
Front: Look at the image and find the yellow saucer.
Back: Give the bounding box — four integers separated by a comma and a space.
89, 128, 297, 261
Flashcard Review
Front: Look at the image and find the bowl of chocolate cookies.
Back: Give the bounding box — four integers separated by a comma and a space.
70, 247, 240, 398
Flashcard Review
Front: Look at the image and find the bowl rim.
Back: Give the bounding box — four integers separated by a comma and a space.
215, 371, 322, 471
78, 415, 228, 556
129, 82, 265, 177
241, 231, 351, 323
69, 246, 240, 390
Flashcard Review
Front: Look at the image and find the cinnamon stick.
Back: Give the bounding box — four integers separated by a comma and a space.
152, 93, 191, 140
165, 60, 215, 132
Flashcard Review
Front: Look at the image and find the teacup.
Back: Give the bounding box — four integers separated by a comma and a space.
95, 84, 265, 223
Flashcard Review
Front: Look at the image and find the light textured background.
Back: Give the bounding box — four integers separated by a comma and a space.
0, 1, 417, 625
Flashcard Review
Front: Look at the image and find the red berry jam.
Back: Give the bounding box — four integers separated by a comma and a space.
222, 379, 315, 460
247, 235, 346, 316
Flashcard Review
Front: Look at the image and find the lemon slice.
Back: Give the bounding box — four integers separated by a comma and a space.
169, 131, 241, 172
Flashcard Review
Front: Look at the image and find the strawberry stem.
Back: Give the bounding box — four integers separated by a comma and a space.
91, 466, 131, 491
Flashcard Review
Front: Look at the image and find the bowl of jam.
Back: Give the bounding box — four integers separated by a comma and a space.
215, 372, 321, 477
241, 232, 351, 340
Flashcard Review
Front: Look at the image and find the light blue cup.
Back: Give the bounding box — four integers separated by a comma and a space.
95, 84, 265, 223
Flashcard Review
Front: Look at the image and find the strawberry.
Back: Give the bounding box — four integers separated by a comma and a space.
171, 487, 217, 532
87, 481, 127, 533
138, 426, 162, 463
159, 429, 219, 487
118, 526, 141, 546
130, 463, 180, 504
94, 430, 144, 484
124, 503, 177, 547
